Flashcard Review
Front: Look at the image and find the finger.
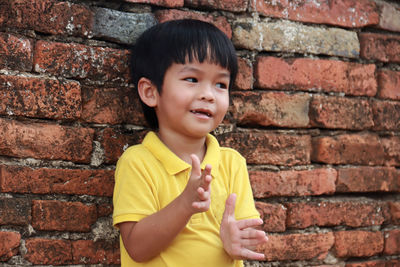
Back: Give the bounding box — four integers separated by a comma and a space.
240, 248, 266, 261
222, 193, 237, 220
200, 165, 212, 190
240, 229, 268, 241
197, 187, 210, 201
190, 154, 201, 177
236, 218, 263, 230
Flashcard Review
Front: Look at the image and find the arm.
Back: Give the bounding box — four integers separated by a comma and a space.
119, 154, 212, 262
219, 193, 268, 260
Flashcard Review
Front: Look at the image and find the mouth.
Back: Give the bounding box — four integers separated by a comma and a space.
190, 109, 212, 117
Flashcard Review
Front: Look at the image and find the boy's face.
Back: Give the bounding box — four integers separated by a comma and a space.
155, 60, 230, 139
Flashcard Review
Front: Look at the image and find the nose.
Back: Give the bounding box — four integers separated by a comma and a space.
199, 84, 215, 102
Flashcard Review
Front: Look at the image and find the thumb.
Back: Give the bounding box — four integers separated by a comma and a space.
222, 193, 237, 220
190, 154, 201, 177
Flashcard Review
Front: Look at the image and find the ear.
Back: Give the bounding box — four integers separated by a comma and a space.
137, 77, 159, 107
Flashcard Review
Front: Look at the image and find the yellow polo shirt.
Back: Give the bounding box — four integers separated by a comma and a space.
113, 131, 260, 267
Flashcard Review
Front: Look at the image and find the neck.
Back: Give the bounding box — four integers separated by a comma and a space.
156, 130, 207, 164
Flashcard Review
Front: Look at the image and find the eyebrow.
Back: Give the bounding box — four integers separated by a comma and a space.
179, 66, 230, 78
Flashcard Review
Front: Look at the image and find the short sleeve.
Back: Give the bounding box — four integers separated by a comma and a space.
112, 148, 159, 227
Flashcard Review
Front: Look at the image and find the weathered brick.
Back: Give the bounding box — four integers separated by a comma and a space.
155, 9, 232, 38
3, 0, 93, 37
334, 231, 383, 258
0, 165, 114, 197
250, 0, 379, 28
218, 132, 311, 166
97, 203, 113, 217
388, 201, 400, 224
0, 33, 32, 71
0, 118, 94, 163
0, 74, 81, 120
0, 231, 20, 261
382, 136, 400, 166
258, 232, 334, 261
235, 57, 253, 90
233, 19, 359, 58
378, 69, 400, 100
231, 91, 310, 128
311, 134, 385, 165
72, 240, 120, 264
93, 8, 156, 44
124, 0, 183, 8
184, 0, 247, 12
377, 2, 400, 32
0, 198, 30, 226
337, 167, 400, 193
32, 200, 97, 232
255, 57, 377, 96
82, 86, 143, 125
309, 95, 374, 130
33, 40, 130, 83
371, 99, 400, 131
359, 33, 400, 63
255, 202, 286, 232
25, 238, 72, 265
287, 201, 384, 229
346, 259, 400, 267
384, 229, 400, 255
100, 128, 147, 164
250, 168, 336, 198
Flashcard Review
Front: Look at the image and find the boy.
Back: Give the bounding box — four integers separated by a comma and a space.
113, 19, 268, 266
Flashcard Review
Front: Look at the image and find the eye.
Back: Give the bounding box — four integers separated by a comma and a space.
216, 82, 228, 89
184, 77, 198, 83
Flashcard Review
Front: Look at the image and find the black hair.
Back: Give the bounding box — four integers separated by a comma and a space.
130, 19, 238, 129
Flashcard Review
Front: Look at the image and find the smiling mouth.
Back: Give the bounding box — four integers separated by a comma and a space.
190, 109, 212, 117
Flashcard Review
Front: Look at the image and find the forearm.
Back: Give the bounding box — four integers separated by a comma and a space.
120, 194, 192, 262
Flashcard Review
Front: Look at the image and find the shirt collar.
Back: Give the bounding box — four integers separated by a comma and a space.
143, 131, 220, 177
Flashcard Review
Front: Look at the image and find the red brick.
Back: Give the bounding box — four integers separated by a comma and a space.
371, 99, 400, 131
378, 69, 400, 100
231, 91, 310, 128
97, 203, 113, 217
82, 86, 143, 125
310, 95, 374, 130
382, 136, 400, 166
0, 33, 32, 71
33, 40, 130, 83
334, 231, 383, 258
287, 201, 384, 229
359, 33, 400, 63
388, 201, 400, 224
255, 57, 377, 96
100, 128, 147, 164
184, 0, 247, 12
32, 200, 97, 232
235, 57, 253, 90
25, 238, 72, 265
72, 240, 120, 264
250, 168, 336, 198
377, 2, 400, 32
3, 0, 93, 37
0, 165, 114, 197
258, 232, 334, 261
155, 9, 232, 38
124, 0, 182, 8
250, 0, 379, 28
255, 202, 286, 232
0, 231, 20, 261
311, 134, 385, 165
0, 198, 30, 226
218, 132, 311, 166
346, 259, 400, 267
337, 167, 400, 193
384, 229, 400, 255
0, 74, 81, 120
0, 118, 94, 163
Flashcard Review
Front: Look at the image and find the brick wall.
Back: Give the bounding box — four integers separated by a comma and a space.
0, 0, 399, 266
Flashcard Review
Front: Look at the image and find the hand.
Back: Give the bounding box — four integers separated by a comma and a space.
220, 193, 268, 260
180, 154, 212, 214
